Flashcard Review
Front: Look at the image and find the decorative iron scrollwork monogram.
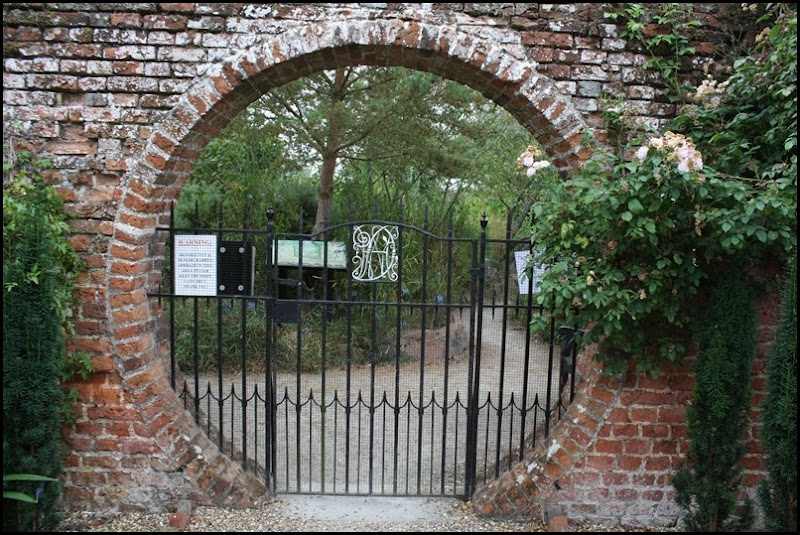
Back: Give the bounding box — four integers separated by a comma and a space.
351, 225, 399, 282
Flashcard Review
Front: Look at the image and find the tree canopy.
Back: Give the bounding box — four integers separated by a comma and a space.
178, 66, 549, 237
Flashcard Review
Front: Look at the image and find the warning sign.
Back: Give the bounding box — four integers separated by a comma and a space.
174, 234, 217, 296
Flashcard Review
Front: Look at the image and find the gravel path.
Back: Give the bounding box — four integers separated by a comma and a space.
58, 494, 680, 532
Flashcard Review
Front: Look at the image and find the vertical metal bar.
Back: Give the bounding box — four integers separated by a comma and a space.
519, 231, 536, 461
192, 202, 201, 424
369, 280, 377, 493
283, 387, 290, 490
320, 225, 329, 493
216, 203, 225, 449
466, 213, 487, 497
253, 385, 260, 480
168, 202, 176, 390
440, 218, 454, 494
192, 300, 200, 422
429, 393, 436, 493
416, 208, 429, 494
355, 388, 363, 493
404, 391, 412, 494
344, 201, 355, 492
393, 204, 404, 494
333, 390, 339, 493
308, 390, 313, 491
480, 393, 489, 483
545, 309, 556, 436
381, 393, 388, 494
265, 208, 276, 492
493, 213, 513, 477
240, 204, 249, 470
464, 239, 478, 496
368, 199, 378, 494
204, 381, 211, 437
506, 393, 515, 471
452, 393, 460, 495
294, 211, 303, 490
230, 385, 236, 458
532, 394, 540, 449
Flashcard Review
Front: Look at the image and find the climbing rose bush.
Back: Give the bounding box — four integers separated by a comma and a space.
517, 144, 552, 176
635, 131, 703, 173
520, 129, 795, 376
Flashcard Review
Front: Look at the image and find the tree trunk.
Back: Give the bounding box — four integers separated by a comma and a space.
312, 68, 346, 236
313, 152, 337, 236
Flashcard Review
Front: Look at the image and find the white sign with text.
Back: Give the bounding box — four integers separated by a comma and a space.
174, 234, 217, 296
514, 250, 546, 295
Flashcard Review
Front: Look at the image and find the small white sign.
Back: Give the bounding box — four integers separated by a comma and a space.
174, 234, 217, 296
514, 250, 546, 295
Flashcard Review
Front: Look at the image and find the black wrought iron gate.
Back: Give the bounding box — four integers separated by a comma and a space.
151, 207, 576, 499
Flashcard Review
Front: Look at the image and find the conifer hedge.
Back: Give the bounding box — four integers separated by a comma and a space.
759, 255, 797, 531
672, 267, 756, 531
3, 152, 80, 531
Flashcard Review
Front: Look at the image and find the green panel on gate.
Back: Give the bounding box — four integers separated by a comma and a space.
274, 240, 347, 269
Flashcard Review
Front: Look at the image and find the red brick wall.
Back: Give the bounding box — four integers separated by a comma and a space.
2, 2, 767, 522
472, 278, 780, 528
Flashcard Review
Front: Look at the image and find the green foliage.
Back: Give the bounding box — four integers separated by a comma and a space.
758, 255, 797, 531
672, 268, 756, 532
3, 151, 80, 314
175, 118, 308, 231
604, 3, 703, 101
3, 149, 87, 531
178, 66, 538, 238
522, 129, 793, 375
59, 351, 95, 427
521, 5, 796, 375
3, 160, 65, 531
672, 4, 797, 208
170, 67, 538, 373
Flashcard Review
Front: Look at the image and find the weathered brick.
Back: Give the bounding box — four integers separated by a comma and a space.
643, 456, 672, 471
594, 438, 622, 454
629, 407, 658, 422
618, 455, 643, 471
602, 472, 629, 486
584, 455, 614, 470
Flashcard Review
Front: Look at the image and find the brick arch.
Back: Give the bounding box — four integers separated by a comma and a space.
130, 19, 590, 190
106, 19, 596, 510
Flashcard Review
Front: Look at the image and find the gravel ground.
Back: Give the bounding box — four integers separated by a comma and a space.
57, 494, 681, 532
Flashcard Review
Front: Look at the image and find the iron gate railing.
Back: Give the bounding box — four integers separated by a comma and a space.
149, 205, 578, 498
